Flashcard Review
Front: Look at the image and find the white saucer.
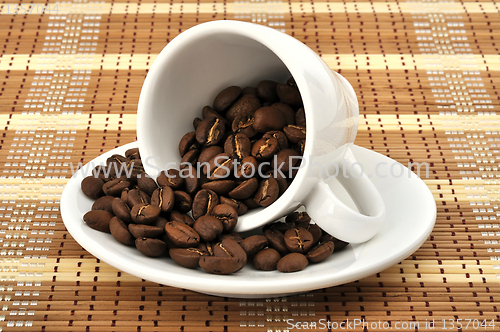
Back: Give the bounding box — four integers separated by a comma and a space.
60, 142, 436, 298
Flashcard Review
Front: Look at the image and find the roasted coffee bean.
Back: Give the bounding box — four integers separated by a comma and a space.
284, 227, 314, 253
273, 149, 301, 173
251, 137, 279, 161
235, 156, 258, 179
254, 177, 279, 207
213, 86, 241, 112
206, 153, 233, 180
137, 173, 158, 196
201, 180, 236, 196
198, 146, 224, 167
157, 169, 184, 190
224, 133, 251, 160
121, 188, 129, 202
256, 80, 279, 103
253, 106, 286, 133
202, 105, 229, 126
127, 188, 150, 207
242, 86, 258, 96
220, 197, 248, 215
264, 228, 289, 255
126, 159, 145, 182
225, 94, 261, 123
154, 216, 169, 229
253, 248, 281, 271
272, 103, 296, 125
199, 256, 242, 275
266, 170, 288, 196
193, 117, 202, 130
286, 211, 311, 225
213, 239, 247, 270
164, 220, 200, 247
169, 210, 195, 227
287, 76, 297, 87
106, 154, 128, 172
83, 210, 113, 233
243, 197, 261, 209
93, 165, 112, 182
265, 221, 295, 234
197, 242, 215, 256
150, 186, 175, 213
295, 108, 306, 127
193, 215, 223, 242
112, 197, 132, 223
130, 203, 160, 225
306, 241, 334, 263
218, 232, 244, 243
327, 236, 349, 251
192, 189, 219, 220
173, 191, 192, 213
135, 238, 167, 257
128, 224, 165, 239
103, 178, 130, 197
169, 248, 208, 269
196, 117, 225, 147
182, 165, 200, 195
211, 203, 238, 233
277, 253, 308, 272
125, 148, 141, 160
297, 139, 306, 155
81, 176, 104, 199
180, 149, 199, 169
92, 195, 115, 214
306, 224, 322, 246
276, 83, 303, 108
232, 114, 257, 138
228, 178, 258, 200
109, 216, 135, 245
178, 131, 198, 157
240, 235, 269, 256
263, 130, 289, 150
284, 125, 306, 143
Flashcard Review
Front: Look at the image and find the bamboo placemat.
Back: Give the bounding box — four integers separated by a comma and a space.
1, 0, 499, 331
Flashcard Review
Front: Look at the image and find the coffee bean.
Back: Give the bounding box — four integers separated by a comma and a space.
92, 195, 115, 214
306, 223, 322, 246
235, 156, 258, 179
225, 94, 261, 123
213, 239, 247, 270
112, 197, 132, 223
232, 114, 257, 138
154, 216, 169, 229
256, 80, 279, 103
196, 117, 225, 147
284, 227, 314, 253
125, 148, 141, 160
130, 203, 160, 225
169, 210, 195, 227
180, 149, 199, 170
273, 149, 301, 174
283, 125, 306, 143
253, 106, 286, 133
224, 133, 251, 160
254, 177, 279, 207
265, 170, 288, 196
253, 248, 281, 271
125, 159, 145, 183
182, 165, 200, 195
218, 232, 244, 243
198, 146, 224, 168
150, 186, 175, 213
213, 86, 241, 112
251, 137, 279, 161
93, 165, 112, 183
286, 211, 311, 225
106, 154, 128, 176
178, 131, 198, 157
262, 130, 289, 150
264, 228, 289, 255
202, 105, 228, 125
193, 117, 202, 130
169, 248, 208, 269
164, 220, 200, 247
211, 204, 238, 233
201, 180, 236, 196
326, 235, 349, 251
126, 188, 151, 207
296, 140, 306, 155
193, 215, 223, 242
264, 221, 295, 234
83, 210, 113, 233
306, 241, 334, 263
295, 107, 306, 127
157, 169, 184, 190
128, 223, 165, 238
199, 256, 242, 275
102, 178, 130, 197
206, 153, 233, 180
272, 103, 296, 125
228, 178, 258, 200
135, 238, 167, 257
197, 242, 215, 256
173, 191, 192, 213
277, 253, 308, 272
287, 76, 297, 87
276, 83, 303, 108
240, 235, 269, 257
120, 188, 129, 202
220, 197, 248, 215
81, 176, 104, 199
109, 216, 135, 245
137, 173, 158, 196
192, 189, 219, 220
243, 197, 261, 209
242, 86, 258, 96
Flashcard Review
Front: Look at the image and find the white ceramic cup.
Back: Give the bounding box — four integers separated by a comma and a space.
137, 20, 385, 243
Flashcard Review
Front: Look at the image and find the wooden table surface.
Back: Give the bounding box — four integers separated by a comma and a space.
0, 0, 499, 331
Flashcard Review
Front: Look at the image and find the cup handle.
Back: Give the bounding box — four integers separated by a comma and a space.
303, 148, 386, 243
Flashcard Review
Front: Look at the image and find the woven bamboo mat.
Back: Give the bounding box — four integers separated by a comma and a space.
0, 0, 499, 331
